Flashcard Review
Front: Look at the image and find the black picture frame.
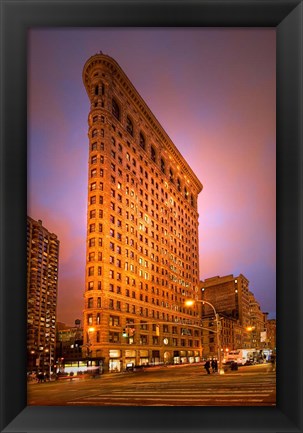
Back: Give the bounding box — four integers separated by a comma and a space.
1, 0, 302, 432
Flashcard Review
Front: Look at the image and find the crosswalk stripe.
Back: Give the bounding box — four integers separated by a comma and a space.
110, 389, 274, 394
67, 397, 266, 405
70, 394, 269, 402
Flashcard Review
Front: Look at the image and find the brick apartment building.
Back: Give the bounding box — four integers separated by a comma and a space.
27, 217, 59, 373
200, 274, 274, 358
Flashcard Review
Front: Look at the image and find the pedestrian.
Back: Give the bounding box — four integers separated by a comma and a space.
214, 359, 218, 372
204, 359, 211, 374
211, 359, 216, 373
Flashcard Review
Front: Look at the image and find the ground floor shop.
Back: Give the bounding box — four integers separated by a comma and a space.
59, 349, 201, 375
107, 348, 201, 372
57, 358, 104, 376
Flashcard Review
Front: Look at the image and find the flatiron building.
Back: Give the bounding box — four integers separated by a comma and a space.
82, 53, 203, 372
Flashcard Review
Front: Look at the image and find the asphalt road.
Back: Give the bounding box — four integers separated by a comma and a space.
28, 363, 276, 406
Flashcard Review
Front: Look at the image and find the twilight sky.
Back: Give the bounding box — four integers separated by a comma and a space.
28, 28, 276, 326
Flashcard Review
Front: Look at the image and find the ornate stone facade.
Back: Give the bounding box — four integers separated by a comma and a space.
82, 53, 203, 371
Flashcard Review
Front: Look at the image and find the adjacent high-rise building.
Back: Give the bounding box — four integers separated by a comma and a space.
27, 217, 59, 373
200, 274, 251, 327
82, 53, 203, 372
199, 274, 274, 357
265, 319, 276, 351
248, 291, 267, 348
56, 320, 83, 364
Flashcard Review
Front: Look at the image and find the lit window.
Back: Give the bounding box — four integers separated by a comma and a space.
126, 116, 133, 136
112, 99, 120, 120
151, 146, 156, 162
139, 132, 145, 150
88, 298, 93, 308
88, 267, 94, 276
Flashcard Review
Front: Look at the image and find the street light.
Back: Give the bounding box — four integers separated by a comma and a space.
245, 325, 255, 348
86, 326, 95, 358
44, 347, 52, 378
185, 299, 224, 374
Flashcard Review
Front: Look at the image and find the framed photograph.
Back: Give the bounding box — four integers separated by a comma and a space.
1, 1, 302, 432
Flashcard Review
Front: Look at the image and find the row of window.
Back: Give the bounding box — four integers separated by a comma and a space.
87, 230, 197, 264
87, 215, 198, 262
88, 84, 197, 201
108, 266, 193, 287
89, 173, 197, 237
87, 281, 195, 308
105, 333, 200, 347
87, 311, 201, 339
96, 206, 197, 252
108, 134, 197, 208
86, 257, 197, 288
110, 100, 197, 205
90, 154, 197, 233
89, 131, 197, 215
86, 289, 187, 308
86, 297, 195, 318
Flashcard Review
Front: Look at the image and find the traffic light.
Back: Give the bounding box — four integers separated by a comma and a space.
122, 328, 128, 337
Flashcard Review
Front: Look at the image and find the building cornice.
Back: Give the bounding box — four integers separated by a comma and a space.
83, 53, 203, 194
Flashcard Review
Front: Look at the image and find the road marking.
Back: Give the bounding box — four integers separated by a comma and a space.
67, 397, 266, 405
67, 392, 272, 404
107, 391, 272, 398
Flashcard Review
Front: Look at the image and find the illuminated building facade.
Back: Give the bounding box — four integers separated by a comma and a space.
265, 319, 276, 351
247, 291, 267, 349
56, 321, 83, 361
82, 53, 203, 372
200, 313, 243, 359
200, 274, 251, 327
27, 217, 59, 373
200, 274, 274, 356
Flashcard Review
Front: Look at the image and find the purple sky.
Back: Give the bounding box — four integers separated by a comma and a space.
28, 28, 276, 326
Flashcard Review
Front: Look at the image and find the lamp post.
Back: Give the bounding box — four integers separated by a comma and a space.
185, 299, 224, 374
29, 350, 36, 373
86, 326, 95, 359
38, 346, 44, 374
44, 347, 52, 379
245, 325, 255, 348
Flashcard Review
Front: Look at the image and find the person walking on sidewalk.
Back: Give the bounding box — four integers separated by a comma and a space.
211, 359, 218, 373
204, 360, 211, 374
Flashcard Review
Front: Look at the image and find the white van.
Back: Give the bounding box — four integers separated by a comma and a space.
223, 349, 256, 365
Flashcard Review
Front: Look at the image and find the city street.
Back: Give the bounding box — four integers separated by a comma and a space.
28, 363, 276, 406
